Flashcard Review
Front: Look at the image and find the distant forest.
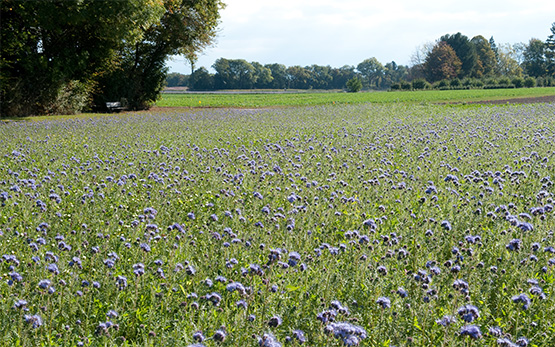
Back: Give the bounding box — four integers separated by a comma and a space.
167, 24, 555, 91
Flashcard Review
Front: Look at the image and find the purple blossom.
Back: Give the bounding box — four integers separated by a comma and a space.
376, 296, 391, 309
213, 329, 227, 342
292, 330, 306, 344
436, 315, 456, 326
268, 315, 282, 327
459, 325, 482, 339
259, 333, 281, 347
512, 293, 531, 310
457, 305, 480, 322
24, 314, 43, 328
506, 239, 522, 251
325, 322, 367, 345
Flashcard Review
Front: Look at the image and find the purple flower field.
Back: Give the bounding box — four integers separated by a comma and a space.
1, 103, 554, 346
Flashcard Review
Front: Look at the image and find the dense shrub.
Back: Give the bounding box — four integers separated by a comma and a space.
400, 81, 412, 90
346, 77, 362, 93
450, 78, 461, 87
485, 78, 498, 86
390, 83, 401, 90
524, 77, 536, 88
411, 79, 429, 90
498, 77, 511, 86
511, 77, 524, 88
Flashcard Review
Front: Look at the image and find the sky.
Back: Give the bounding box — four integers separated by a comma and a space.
167, 0, 555, 74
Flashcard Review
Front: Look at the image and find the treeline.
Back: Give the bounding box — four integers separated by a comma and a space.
169, 23, 555, 91
169, 59, 408, 91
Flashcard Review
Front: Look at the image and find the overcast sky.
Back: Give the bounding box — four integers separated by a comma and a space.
167, 0, 555, 74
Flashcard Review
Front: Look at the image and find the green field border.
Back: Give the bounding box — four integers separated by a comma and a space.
156, 87, 555, 108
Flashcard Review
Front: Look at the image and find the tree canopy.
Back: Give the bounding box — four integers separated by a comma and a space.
425, 41, 462, 82
440, 33, 477, 78
471, 35, 496, 78
546, 23, 555, 76
1, 0, 224, 117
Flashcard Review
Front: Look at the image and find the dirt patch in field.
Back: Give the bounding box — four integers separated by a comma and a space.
461, 94, 555, 105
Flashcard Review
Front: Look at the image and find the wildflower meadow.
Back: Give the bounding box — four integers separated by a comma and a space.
1, 103, 554, 346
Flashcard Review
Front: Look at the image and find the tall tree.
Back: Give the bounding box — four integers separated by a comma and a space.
357, 57, 384, 89
471, 35, 497, 78
383, 61, 408, 87
189, 67, 214, 90
166, 72, 189, 87
213, 58, 256, 89
93, 0, 225, 110
409, 41, 435, 80
213, 58, 232, 89
252, 62, 273, 89
307, 65, 333, 89
230, 59, 256, 89
523, 38, 547, 77
496, 44, 524, 77
1, 0, 224, 116
545, 22, 555, 77
286, 66, 311, 89
489, 36, 499, 62
330, 65, 356, 89
1, 0, 164, 116
425, 41, 462, 82
440, 33, 477, 78
265, 63, 288, 89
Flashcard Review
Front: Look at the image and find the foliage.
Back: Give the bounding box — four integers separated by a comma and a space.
306, 65, 333, 90
330, 65, 357, 90
383, 61, 409, 89
345, 77, 362, 92
265, 63, 289, 89
411, 79, 429, 90
524, 77, 536, 88
425, 42, 462, 82
523, 38, 547, 77
496, 44, 524, 77
511, 77, 524, 88
400, 81, 412, 90
93, 0, 225, 110
450, 78, 462, 87
166, 72, 189, 87
252, 62, 273, 89
440, 32, 478, 78
357, 57, 385, 88
0, 0, 224, 116
1, 0, 161, 116
213, 58, 257, 89
471, 35, 497, 78
286, 66, 312, 89
189, 67, 215, 90
546, 22, 555, 76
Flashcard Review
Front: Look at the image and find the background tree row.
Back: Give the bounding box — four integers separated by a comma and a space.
176, 23, 555, 91
182, 58, 408, 91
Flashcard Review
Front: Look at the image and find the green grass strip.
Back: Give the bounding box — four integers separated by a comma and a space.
157, 87, 555, 108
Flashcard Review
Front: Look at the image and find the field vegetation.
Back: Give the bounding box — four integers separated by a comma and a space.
1, 101, 555, 346
157, 87, 555, 108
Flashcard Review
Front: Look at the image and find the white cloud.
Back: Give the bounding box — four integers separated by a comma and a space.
168, 0, 555, 73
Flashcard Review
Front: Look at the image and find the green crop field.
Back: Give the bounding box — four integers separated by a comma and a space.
157, 87, 555, 108
1, 101, 555, 347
